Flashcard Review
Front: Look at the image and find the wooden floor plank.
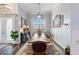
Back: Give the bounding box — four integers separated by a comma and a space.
0, 43, 24, 55
1, 45, 15, 55
0, 44, 9, 49
0, 45, 14, 54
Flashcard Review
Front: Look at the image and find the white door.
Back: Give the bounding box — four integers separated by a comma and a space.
6, 16, 13, 40
0, 17, 2, 40
0, 15, 13, 42
0, 16, 5, 40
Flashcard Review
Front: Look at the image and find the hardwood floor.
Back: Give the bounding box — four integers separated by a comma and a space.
0, 43, 24, 55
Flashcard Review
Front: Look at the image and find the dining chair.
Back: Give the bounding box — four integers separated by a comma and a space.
32, 41, 47, 55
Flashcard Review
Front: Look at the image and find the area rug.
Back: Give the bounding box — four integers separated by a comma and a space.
22, 43, 57, 55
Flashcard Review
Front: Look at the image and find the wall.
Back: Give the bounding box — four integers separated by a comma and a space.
0, 3, 26, 44
51, 4, 71, 49
6, 3, 19, 14
6, 3, 26, 28
26, 12, 52, 35
8, 4, 27, 43
16, 4, 27, 43
71, 4, 79, 55
0, 4, 19, 43
19, 4, 26, 19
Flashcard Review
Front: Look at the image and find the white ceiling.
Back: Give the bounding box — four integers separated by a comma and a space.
20, 3, 58, 15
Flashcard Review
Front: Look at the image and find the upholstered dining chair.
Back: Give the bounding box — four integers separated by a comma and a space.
32, 41, 47, 55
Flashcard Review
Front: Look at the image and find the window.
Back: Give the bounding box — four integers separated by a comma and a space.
0, 17, 2, 39
32, 18, 45, 32
6, 17, 13, 40
0, 16, 13, 41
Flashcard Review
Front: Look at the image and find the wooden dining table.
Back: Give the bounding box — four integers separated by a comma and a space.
28, 38, 51, 43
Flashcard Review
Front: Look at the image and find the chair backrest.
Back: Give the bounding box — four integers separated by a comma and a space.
32, 41, 47, 53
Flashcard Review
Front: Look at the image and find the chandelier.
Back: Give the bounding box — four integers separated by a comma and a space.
37, 3, 42, 18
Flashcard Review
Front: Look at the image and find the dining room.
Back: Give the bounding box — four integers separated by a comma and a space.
0, 3, 71, 55
16, 3, 71, 55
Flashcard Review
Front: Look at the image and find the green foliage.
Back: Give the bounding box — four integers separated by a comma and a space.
10, 31, 19, 41
65, 46, 70, 52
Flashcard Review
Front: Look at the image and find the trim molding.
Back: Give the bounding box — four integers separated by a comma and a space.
53, 40, 65, 51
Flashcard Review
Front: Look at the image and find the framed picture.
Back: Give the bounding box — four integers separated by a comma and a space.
53, 14, 64, 27
53, 15, 61, 27
61, 14, 64, 25
21, 17, 25, 27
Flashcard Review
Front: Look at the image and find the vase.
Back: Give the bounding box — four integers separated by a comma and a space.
13, 40, 16, 45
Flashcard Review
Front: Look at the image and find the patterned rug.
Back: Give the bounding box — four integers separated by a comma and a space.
21, 43, 58, 55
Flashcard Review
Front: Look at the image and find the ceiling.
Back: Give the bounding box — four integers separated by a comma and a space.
20, 3, 58, 15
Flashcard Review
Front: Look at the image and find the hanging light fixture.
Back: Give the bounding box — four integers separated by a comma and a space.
37, 3, 41, 18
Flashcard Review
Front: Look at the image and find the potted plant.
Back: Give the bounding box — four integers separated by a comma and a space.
10, 30, 19, 45
65, 45, 70, 55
